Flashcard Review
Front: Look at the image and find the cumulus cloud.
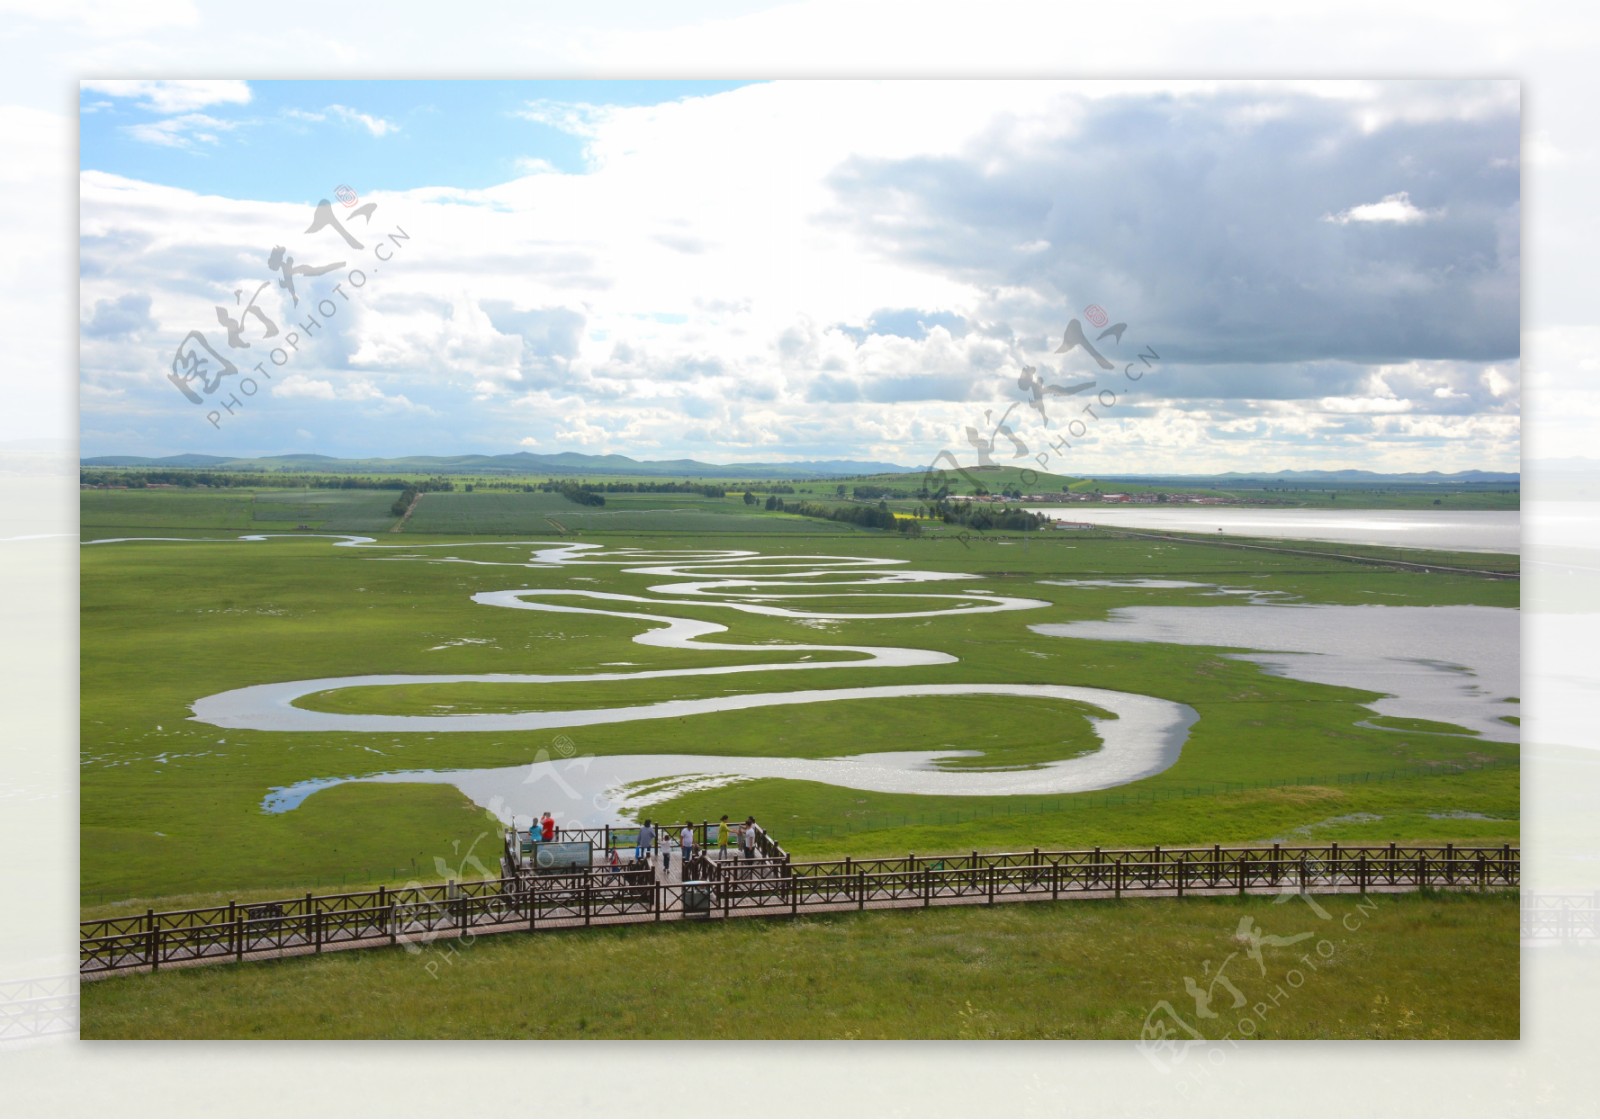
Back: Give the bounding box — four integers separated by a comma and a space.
1319, 395, 1413, 414
81, 293, 155, 340
1322, 190, 1440, 225
78, 80, 1520, 471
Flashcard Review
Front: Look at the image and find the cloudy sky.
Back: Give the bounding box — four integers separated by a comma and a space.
79, 78, 1521, 472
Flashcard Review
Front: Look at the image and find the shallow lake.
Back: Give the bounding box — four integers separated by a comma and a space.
1032, 603, 1519, 741
1024, 506, 1519, 554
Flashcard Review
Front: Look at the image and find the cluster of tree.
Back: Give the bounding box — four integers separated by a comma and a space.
846, 484, 912, 500
532, 480, 727, 498
765, 496, 920, 535
460, 481, 537, 493
936, 501, 1050, 532
79, 469, 456, 492
389, 488, 418, 518
550, 483, 606, 507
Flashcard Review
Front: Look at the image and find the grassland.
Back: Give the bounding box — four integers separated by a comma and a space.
81, 492, 1518, 906
79, 891, 1519, 1039
78, 483, 1521, 1041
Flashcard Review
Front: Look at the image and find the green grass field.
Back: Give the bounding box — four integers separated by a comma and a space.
78, 486, 1520, 1039
79, 891, 1519, 1040
81, 494, 1518, 904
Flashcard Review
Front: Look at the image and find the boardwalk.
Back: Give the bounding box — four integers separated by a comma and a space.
81, 840, 1518, 979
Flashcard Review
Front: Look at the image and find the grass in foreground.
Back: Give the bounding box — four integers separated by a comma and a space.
80, 890, 1518, 1040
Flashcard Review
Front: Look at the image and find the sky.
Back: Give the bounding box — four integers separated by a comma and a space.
77, 78, 1522, 473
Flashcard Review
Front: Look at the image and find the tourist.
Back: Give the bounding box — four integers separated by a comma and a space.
636, 819, 655, 864
541, 812, 556, 844
681, 822, 694, 870
717, 814, 730, 860
741, 817, 758, 860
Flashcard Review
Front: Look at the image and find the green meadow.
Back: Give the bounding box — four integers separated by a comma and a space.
79, 483, 1519, 1038
82, 487, 1518, 905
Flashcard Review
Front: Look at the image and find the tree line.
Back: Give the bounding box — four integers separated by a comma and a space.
80, 469, 456, 492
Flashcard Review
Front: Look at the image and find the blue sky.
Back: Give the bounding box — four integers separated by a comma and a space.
78, 79, 1521, 472
80, 80, 758, 202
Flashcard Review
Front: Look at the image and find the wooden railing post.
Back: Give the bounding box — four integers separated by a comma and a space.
858, 870, 866, 911
1051, 861, 1060, 901
584, 876, 592, 926
1177, 854, 1185, 898
149, 926, 161, 972
987, 865, 996, 906
1271, 843, 1281, 886
1114, 858, 1122, 899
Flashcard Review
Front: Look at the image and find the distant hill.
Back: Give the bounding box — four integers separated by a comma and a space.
79, 450, 916, 479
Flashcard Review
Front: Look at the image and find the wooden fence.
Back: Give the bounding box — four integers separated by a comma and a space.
82, 842, 1518, 977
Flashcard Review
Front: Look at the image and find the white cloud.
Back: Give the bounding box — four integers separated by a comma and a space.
124, 113, 238, 149
1483, 366, 1516, 397
272, 375, 336, 400
513, 99, 612, 139
81, 79, 249, 114
284, 105, 398, 138
327, 104, 399, 138
1322, 190, 1440, 225
1318, 396, 1414, 414
77, 81, 1518, 471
